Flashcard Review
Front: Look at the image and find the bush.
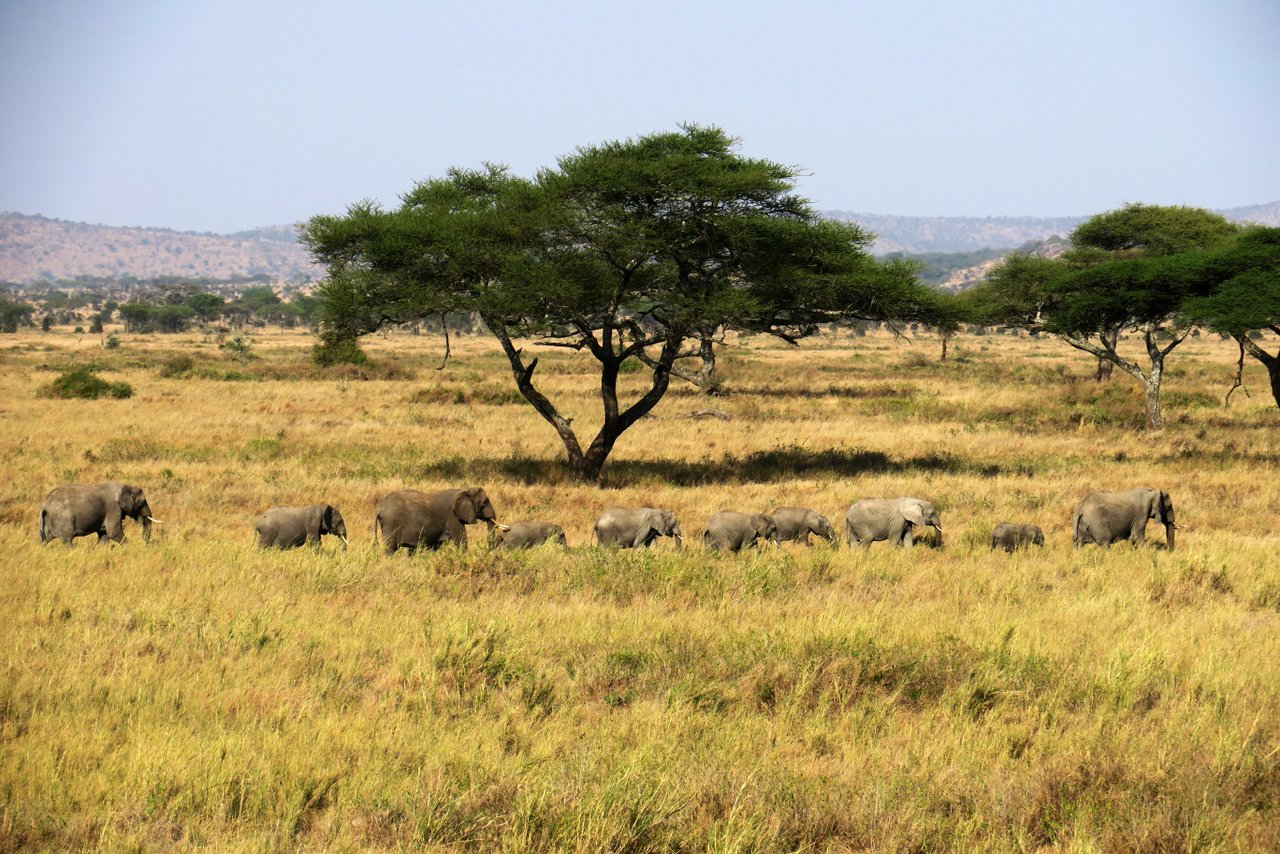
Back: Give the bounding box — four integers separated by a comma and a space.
158, 354, 195, 378
219, 335, 256, 361
313, 335, 369, 367
39, 365, 133, 400
102, 333, 121, 350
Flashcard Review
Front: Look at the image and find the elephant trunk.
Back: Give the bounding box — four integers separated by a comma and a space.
673, 533, 683, 550
1164, 523, 1175, 551
141, 516, 152, 543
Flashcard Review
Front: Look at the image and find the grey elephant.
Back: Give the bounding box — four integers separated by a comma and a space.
1073, 487, 1176, 550
495, 521, 567, 548
991, 522, 1044, 552
769, 506, 837, 545
702, 511, 779, 552
39, 481, 159, 545
844, 497, 942, 548
255, 504, 349, 549
593, 507, 683, 549
374, 487, 499, 554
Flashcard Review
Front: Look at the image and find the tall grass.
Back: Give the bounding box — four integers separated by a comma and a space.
2, 324, 1278, 850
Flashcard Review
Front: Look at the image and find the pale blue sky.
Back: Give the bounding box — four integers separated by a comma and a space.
1, 0, 1276, 233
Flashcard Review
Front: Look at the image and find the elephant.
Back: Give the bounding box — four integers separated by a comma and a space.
495, 521, 567, 548
991, 522, 1044, 552
374, 487, 499, 554
844, 497, 942, 548
769, 506, 837, 545
255, 504, 349, 549
702, 511, 779, 552
593, 507, 683, 549
1073, 487, 1176, 550
39, 481, 159, 545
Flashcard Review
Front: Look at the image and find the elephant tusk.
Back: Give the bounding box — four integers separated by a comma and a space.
146, 516, 164, 524
339, 534, 350, 546
497, 524, 512, 532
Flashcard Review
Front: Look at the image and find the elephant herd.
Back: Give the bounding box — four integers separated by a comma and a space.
37, 482, 1179, 554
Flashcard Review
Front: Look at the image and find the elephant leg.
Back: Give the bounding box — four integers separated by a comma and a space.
902, 528, 914, 548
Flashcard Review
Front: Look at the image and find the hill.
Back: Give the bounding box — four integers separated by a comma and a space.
0, 214, 320, 284
2, 202, 1276, 284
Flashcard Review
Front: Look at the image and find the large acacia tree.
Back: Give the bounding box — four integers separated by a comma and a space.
303, 126, 925, 482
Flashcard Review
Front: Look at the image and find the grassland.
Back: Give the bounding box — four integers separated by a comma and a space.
2, 324, 1279, 851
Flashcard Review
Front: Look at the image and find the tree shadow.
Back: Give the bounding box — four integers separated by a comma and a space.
417, 444, 1011, 487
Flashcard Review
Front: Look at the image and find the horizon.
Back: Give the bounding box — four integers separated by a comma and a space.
1, 1, 1277, 234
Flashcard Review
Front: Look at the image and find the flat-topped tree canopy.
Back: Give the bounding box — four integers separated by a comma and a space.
302, 125, 928, 482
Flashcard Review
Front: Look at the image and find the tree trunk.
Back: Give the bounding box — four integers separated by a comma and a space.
1145, 360, 1165, 429
697, 334, 717, 393
1239, 335, 1280, 409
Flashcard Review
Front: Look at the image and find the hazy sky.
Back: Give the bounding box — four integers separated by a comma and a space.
1, 0, 1277, 233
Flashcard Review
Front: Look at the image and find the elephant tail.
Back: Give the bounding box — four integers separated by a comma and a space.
39, 508, 48, 544
372, 511, 381, 546
1072, 511, 1083, 547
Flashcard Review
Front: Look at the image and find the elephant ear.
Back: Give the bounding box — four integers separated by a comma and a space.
453, 492, 478, 524
322, 505, 334, 531
119, 485, 143, 516
899, 500, 927, 527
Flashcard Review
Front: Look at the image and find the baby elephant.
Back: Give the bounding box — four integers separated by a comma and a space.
769, 507, 837, 545
991, 522, 1044, 552
255, 504, 349, 549
495, 521, 567, 548
594, 507, 683, 548
702, 511, 779, 552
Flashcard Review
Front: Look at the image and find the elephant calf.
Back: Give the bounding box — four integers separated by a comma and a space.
255, 504, 348, 549
991, 522, 1044, 552
495, 521, 567, 548
769, 506, 836, 545
593, 507, 682, 549
1074, 487, 1176, 550
39, 481, 159, 545
844, 497, 942, 548
702, 511, 778, 552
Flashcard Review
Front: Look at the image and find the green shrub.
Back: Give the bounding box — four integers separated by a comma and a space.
39, 365, 133, 400
313, 335, 369, 367
102, 333, 121, 349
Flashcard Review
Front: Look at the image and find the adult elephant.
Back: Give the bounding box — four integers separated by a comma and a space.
702, 511, 778, 552
769, 507, 836, 545
255, 504, 349, 549
495, 521, 567, 548
374, 487, 499, 554
991, 522, 1044, 552
844, 497, 941, 548
1073, 488, 1176, 550
593, 508, 682, 549
39, 481, 159, 545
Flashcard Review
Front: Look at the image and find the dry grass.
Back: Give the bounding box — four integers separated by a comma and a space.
2, 324, 1279, 851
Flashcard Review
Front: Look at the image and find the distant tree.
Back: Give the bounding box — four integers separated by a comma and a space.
1, 299, 35, 333
41, 314, 52, 332
118, 303, 154, 334
1181, 227, 1280, 408
965, 204, 1242, 428
184, 292, 225, 325
304, 125, 929, 482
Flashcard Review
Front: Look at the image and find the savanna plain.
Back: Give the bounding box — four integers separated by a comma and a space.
2, 324, 1279, 852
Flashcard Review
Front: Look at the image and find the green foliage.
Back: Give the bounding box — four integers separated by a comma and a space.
102, 333, 121, 349
158, 354, 195, 378
0, 298, 35, 333
312, 333, 369, 367
39, 365, 133, 399
1181, 227, 1280, 337
219, 335, 256, 361
1067, 202, 1240, 258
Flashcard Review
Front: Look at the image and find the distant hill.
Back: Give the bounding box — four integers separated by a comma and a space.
1, 202, 1276, 284
0, 214, 320, 283
829, 202, 1280, 255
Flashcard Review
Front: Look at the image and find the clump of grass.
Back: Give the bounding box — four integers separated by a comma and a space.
38, 364, 133, 399
158, 354, 195, 378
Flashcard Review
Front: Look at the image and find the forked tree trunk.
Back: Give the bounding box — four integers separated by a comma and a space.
1061, 324, 1187, 430
489, 318, 680, 483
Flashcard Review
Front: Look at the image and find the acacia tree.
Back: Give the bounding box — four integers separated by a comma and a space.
303, 126, 926, 482
964, 204, 1241, 429
1182, 227, 1280, 408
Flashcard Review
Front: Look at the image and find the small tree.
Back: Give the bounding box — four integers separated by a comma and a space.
305, 126, 928, 482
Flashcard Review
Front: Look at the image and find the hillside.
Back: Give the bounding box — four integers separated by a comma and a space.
0, 214, 320, 283
830, 201, 1280, 255
2, 202, 1277, 284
